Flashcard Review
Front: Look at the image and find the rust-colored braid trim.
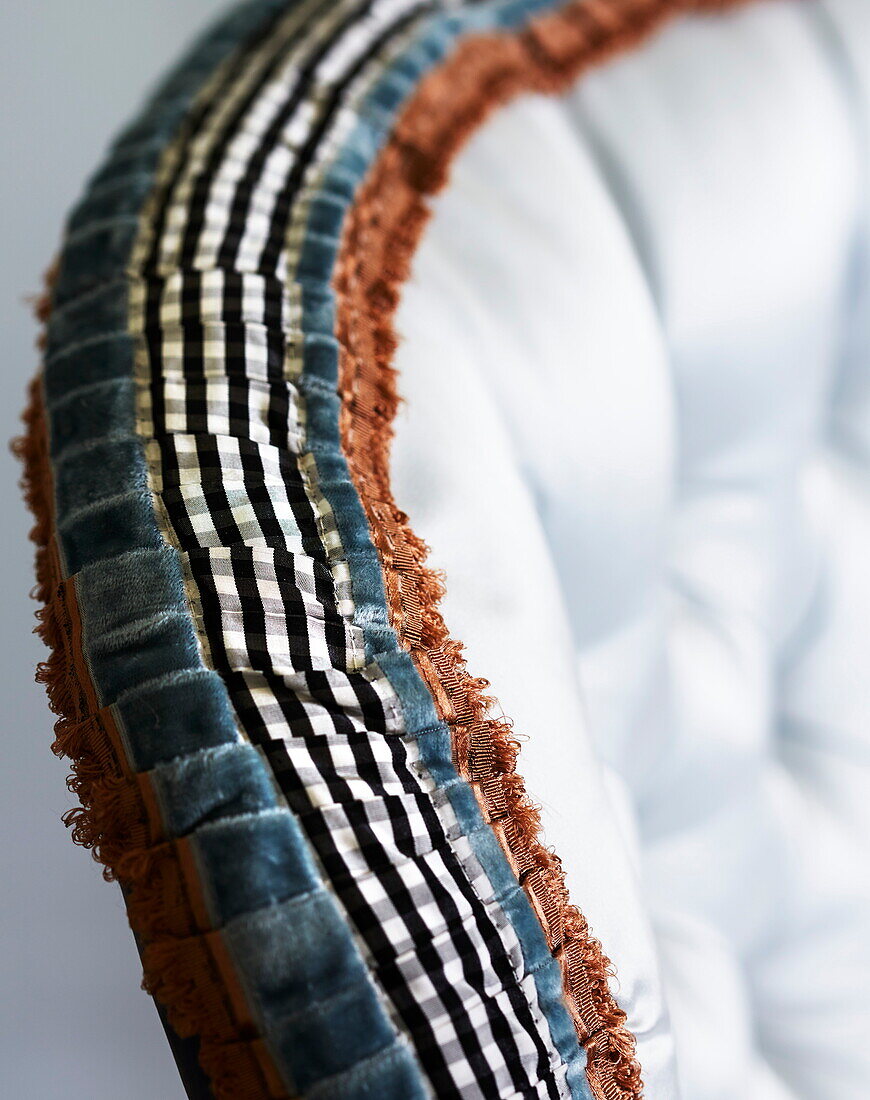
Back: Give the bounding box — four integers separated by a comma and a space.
335, 2, 753, 1097
16, 352, 292, 1099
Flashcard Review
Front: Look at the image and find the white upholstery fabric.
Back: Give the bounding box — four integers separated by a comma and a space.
391, 1, 870, 1096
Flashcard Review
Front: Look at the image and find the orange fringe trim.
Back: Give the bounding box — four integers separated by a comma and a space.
335, 2, 752, 1097
16, 321, 291, 1098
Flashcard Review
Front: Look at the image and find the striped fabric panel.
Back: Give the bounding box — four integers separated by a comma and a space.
128, 2, 587, 1098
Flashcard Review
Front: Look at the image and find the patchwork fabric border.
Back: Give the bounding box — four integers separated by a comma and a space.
19, 1, 749, 1098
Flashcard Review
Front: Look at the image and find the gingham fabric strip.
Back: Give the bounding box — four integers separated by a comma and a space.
127, 2, 594, 1096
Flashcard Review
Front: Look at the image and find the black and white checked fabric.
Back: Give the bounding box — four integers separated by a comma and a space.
128, 1, 574, 1095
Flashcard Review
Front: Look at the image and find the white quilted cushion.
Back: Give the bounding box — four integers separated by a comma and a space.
391, 1, 870, 1096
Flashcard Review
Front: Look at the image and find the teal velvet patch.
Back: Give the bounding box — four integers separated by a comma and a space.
42, 3, 432, 1097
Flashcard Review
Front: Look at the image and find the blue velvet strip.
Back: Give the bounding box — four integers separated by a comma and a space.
42, 3, 426, 1096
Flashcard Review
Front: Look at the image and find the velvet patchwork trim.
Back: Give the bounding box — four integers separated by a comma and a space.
19, 2, 753, 1098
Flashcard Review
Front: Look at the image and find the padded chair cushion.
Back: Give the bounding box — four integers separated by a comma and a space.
393, 2, 870, 1095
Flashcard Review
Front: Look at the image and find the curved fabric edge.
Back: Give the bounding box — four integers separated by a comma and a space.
17, 4, 428, 1099
322, 1, 754, 1097
16, 3, 761, 1099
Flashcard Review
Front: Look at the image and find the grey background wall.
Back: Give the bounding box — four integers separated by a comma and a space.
1, 4, 222, 1096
